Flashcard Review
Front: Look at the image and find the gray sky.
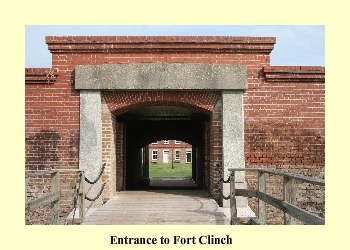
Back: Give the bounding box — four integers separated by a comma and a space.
25, 25, 324, 68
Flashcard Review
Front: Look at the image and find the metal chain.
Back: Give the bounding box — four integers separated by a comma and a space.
218, 184, 231, 200
85, 163, 106, 184
220, 176, 231, 183
216, 164, 231, 200
85, 183, 106, 202
216, 164, 231, 183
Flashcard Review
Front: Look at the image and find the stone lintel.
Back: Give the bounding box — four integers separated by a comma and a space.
75, 63, 247, 90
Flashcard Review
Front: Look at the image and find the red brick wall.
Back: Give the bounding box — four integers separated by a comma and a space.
244, 66, 325, 224
101, 97, 118, 201
209, 98, 223, 199
25, 68, 79, 172
101, 95, 126, 194
114, 122, 125, 190
25, 67, 80, 223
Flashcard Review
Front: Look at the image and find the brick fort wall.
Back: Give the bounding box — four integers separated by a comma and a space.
25, 36, 324, 224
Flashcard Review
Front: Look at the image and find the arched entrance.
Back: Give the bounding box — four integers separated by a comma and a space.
76, 62, 247, 209
117, 105, 209, 189
99, 90, 223, 194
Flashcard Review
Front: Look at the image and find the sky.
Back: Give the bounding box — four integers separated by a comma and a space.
25, 25, 324, 68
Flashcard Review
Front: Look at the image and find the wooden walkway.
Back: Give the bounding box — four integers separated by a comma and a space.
81, 190, 230, 225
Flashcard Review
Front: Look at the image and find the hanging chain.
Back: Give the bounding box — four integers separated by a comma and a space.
85, 183, 106, 202
216, 164, 231, 200
85, 163, 106, 184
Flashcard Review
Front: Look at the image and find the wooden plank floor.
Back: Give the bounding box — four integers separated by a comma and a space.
81, 190, 230, 225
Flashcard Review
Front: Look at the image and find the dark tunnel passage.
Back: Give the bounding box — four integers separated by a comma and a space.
116, 106, 209, 190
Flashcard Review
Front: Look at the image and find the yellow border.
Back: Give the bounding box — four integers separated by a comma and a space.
2, 1, 346, 249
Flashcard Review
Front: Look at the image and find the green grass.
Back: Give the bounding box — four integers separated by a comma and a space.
149, 163, 192, 179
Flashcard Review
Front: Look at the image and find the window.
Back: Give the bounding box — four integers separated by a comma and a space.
175, 140, 181, 144
152, 141, 158, 144
175, 150, 180, 161
186, 151, 192, 163
152, 150, 158, 161
163, 140, 169, 144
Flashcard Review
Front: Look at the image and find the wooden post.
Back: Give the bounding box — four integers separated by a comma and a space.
283, 176, 295, 224
25, 177, 28, 224
230, 171, 238, 225
50, 171, 60, 225
171, 142, 174, 169
79, 171, 86, 220
258, 171, 267, 224
25, 177, 28, 204
218, 164, 223, 207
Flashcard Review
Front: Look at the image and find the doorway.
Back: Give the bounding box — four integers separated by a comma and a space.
117, 106, 208, 190
163, 150, 169, 163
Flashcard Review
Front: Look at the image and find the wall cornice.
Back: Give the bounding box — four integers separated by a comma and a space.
263, 66, 325, 82
46, 36, 276, 54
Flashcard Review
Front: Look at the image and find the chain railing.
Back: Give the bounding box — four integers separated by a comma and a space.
84, 163, 106, 203
85, 183, 107, 201
216, 164, 231, 205
25, 163, 107, 225
25, 169, 85, 225
71, 163, 106, 224
84, 163, 106, 185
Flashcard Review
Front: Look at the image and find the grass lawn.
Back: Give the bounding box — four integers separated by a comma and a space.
149, 163, 192, 179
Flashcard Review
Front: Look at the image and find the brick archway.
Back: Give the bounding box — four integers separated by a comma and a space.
77, 63, 247, 208
102, 92, 219, 190
102, 91, 221, 116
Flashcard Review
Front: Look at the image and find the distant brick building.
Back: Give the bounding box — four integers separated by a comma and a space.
148, 140, 192, 164
25, 36, 324, 224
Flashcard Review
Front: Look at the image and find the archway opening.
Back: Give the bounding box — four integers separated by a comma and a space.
148, 139, 194, 188
148, 140, 192, 180
116, 105, 209, 190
